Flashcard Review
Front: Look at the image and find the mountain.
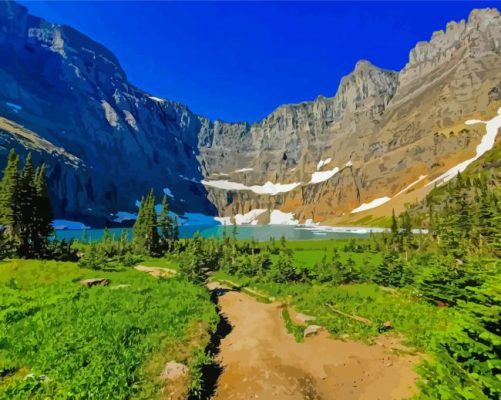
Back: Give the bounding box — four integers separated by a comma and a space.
0, 1, 216, 226
0, 1, 500, 227
198, 8, 501, 225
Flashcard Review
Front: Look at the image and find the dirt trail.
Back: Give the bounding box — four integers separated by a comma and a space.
209, 283, 419, 400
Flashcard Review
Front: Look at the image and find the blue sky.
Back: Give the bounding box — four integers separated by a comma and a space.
20, 1, 498, 123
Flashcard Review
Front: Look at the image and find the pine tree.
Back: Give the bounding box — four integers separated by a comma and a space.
133, 196, 146, 253
132, 189, 159, 256
374, 251, 404, 287
270, 252, 299, 283
419, 275, 500, 399
159, 193, 178, 248
32, 164, 53, 257
159, 194, 170, 241
0, 149, 20, 237
17, 153, 36, 257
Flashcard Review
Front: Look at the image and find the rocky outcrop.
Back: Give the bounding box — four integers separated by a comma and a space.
0, 1, 216, 225
198, 8, 501, 224
0, 2, 500, 226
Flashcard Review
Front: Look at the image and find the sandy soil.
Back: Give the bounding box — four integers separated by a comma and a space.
210, 284, 419, 400
134, 265, 177, 278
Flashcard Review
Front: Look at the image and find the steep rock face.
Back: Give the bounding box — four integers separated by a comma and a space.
198, 8, 501, 224
0, 1, 216, 225
0, 2, 500, 226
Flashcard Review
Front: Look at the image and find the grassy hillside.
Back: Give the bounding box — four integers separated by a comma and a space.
0, 260, 217, 399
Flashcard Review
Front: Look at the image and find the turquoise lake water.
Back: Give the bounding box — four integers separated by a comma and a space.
55, 225, 379, 242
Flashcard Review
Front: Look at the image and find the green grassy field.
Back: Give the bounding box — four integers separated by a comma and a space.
0, 259, 217, 399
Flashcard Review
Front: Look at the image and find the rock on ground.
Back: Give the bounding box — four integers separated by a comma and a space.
160, 361, 188, 381
79, 278, 109, 288
303, 325, 324, 338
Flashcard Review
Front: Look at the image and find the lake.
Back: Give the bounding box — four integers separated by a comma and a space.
55, 224, 384, 242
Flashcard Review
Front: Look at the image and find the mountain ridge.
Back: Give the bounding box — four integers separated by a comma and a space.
0, 1, 500, 227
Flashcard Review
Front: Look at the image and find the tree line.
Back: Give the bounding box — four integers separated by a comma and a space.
0, 150, 53, 258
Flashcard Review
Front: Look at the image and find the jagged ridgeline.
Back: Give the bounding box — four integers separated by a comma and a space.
0, 1, 500, 227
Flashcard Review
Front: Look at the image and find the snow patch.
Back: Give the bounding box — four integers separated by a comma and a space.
345, 160, 353, 167
216, 209, 267, 225
52, 220, 90, 230
113, 212, 137, 223
6, 102, 22, 113
269, 210, 299, 225
202, 179, 300, 195
163, 187, 174, 198
351, 197, 391, 213
395, 175, 427, 197
317, 158, 332, 170
349, 175, 427, 214
214, 216, 231, 225
149, 96, 165, 102
234, 168, 253, 173
310, 167, 340, 184
427, 108, 501, 186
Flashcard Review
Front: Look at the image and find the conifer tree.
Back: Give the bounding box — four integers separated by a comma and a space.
159, 194, 170, 241
158, 194, 178, 246
132, 195, 146, 252
17, 153, 36, 256
32, 164, 53, 257
374, 251, 404, 287
132, 189, 159, 256
0, 149, 20, 235
419, 276, 500, 399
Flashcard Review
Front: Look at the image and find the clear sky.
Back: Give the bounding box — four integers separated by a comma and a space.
19, 1, 498, 123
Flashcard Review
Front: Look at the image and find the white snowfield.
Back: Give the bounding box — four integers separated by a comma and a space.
317, 158, 332, 170
351, 197, 391, 213
310, 166, 340, 184
269, 210, 300, 225
215, 209, 267, 225
201, 179, 301, 195
427, 108, 501, 186
345, 160, 353, 167
351, 175, 428, 214
204, 159, 350, 194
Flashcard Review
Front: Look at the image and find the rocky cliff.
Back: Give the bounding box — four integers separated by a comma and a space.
0, 1, 216, 226
0, 2, 500, 226
198, 8, 501, 225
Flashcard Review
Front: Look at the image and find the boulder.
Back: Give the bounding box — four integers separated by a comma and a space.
80, 278, 109, 288
304, 325, 324, 338
295, 313, 316, 324
160, 361, 189, 381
